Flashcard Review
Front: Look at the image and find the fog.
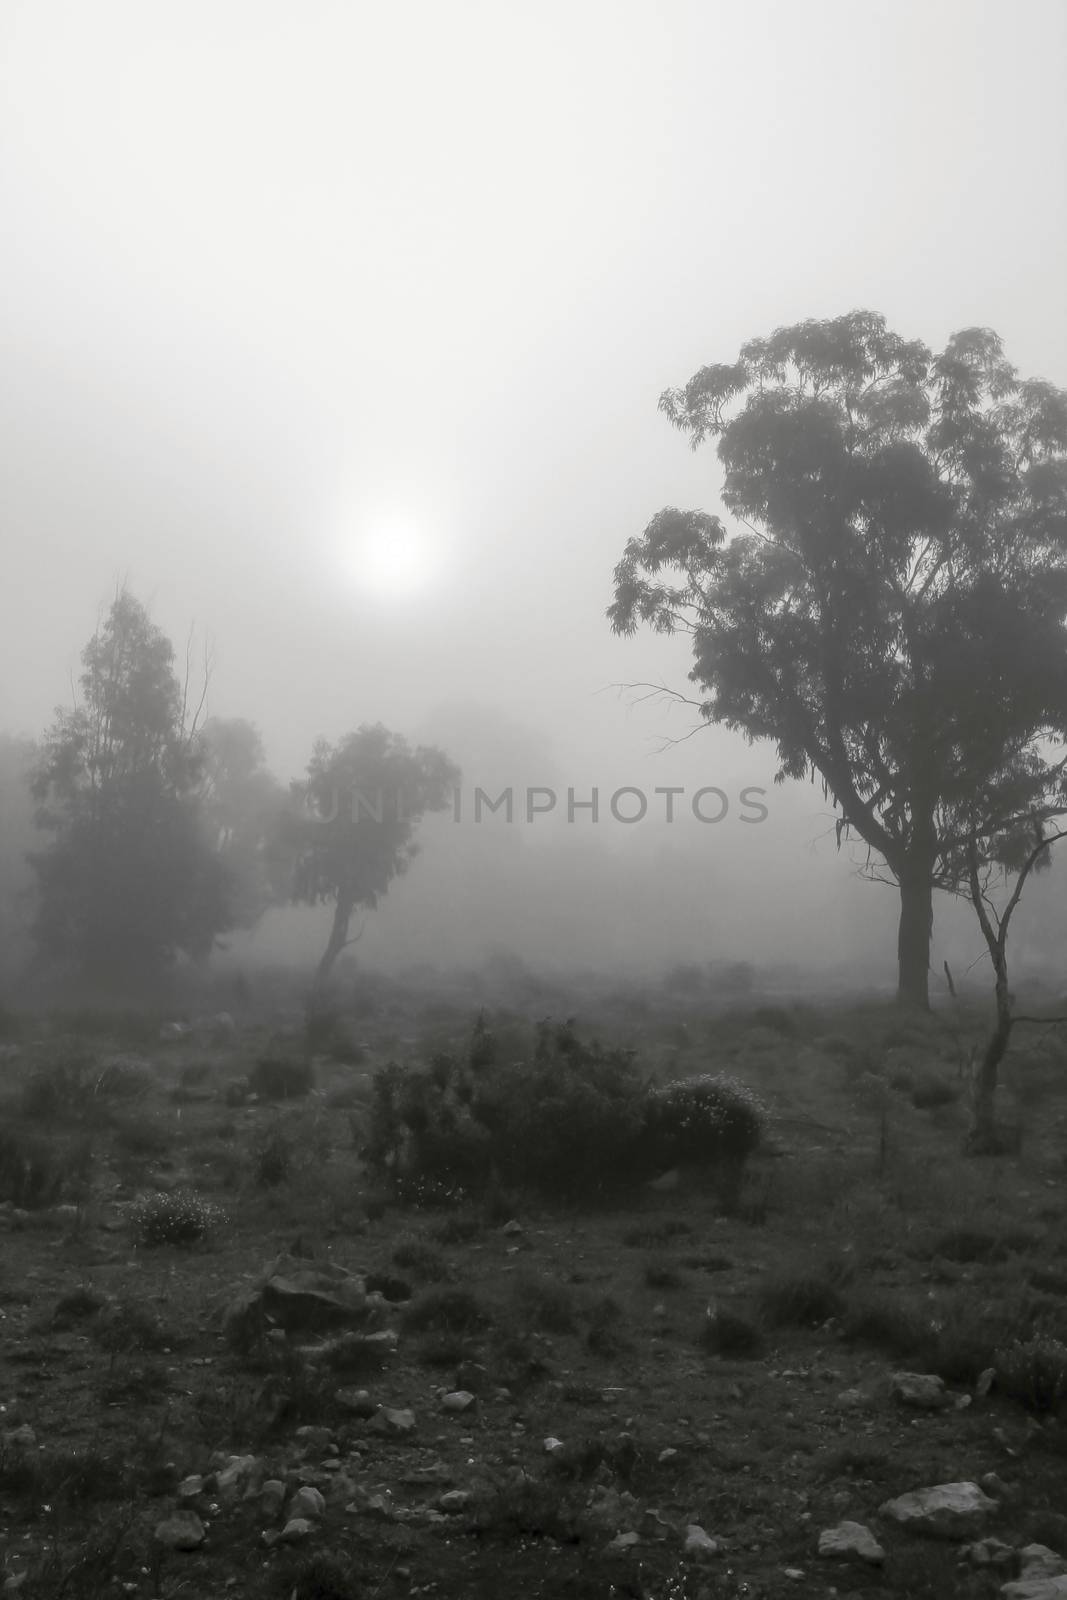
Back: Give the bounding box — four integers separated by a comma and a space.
3, 0, 1066, 996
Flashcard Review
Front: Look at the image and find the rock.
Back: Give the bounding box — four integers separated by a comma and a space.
154, 1511, 205, 1551
502, 1219, 523, 1236
1018, 1547, 1067, 1580
964, 1537, 1016, 1567
288, 1486, 326, 1520
335, 1387, 376, 1417
215, 1454, 262, 1500
264, 1517, 313, 1546
818, 1521, 886, 1565
658, 1448, 679, 1464
606, 1531, 640, 1552
1002, 1579, 1067, 1600
543, 1437, 566, 1455
980, 1472, 1012, 1500
223, 1255, 388, 1349
835, 1388, 872, 1410
439, 1490, 472, 1513
369, 1406, 416, 1436
441, 1390, 476, 1414
890, 1372, 953, 1410
976, 1367, 997, 1397
177, 1475, 203, 1499
261, 1480, 286, 1517
684, 1525, 722, 1558
160, 1022, 190, 1042
879, 1482, 997, 1540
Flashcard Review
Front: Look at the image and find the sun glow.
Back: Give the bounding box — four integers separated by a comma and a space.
341, 514, 445, 601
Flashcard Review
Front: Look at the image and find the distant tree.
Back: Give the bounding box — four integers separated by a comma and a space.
30, 591, 232, 991
610, 312, 1067, 1008
281, 723, 459, 989
0, 734, 38, 989
195, 717, 288, 930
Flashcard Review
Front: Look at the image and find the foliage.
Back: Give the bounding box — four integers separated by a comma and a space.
131, 1188, 222, 1246
194, 716, 289, 929
363, 1019, 765, 1205
249, 1055, 314, 1099
995, 1334, 1067, 1414
29, 591, 237, 987
0, 1125, 93, 1207
637, 1072, 765, 1180
279, 723, 459, 985
610, 312, 1067, 1005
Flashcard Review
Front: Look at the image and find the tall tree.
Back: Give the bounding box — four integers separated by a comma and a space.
609, 312, 1067, 1007
281, 723, 459, 989
30, 591, 231, 991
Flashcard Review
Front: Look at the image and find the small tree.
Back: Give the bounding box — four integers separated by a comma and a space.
30, 591, 231, 991
609, 312, 1067, 1008
958, 813, 1067, 1152
281, 723, 458, 989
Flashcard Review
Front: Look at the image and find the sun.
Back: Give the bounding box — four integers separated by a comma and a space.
341, 514, 443, 600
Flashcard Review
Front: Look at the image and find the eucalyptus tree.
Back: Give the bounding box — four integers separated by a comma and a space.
610, 312, 1067, 1007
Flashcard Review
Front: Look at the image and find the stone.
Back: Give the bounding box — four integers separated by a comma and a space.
1001, 1580, 1067, 1600
154, 1511, 205, 1551
818, 1521, 885, 1565
889, 1372, 953, 1410
260, 1480, 286, 1517
177, 1475, 203, 1499
369, 1406, 416, 1436
439, 1490, 472, 1513
501, 1220, 523, 1235
215, 1454, 262, 1499
879, 1482, 997, 1540
684, 1525, 722, 1558
223, 1255, 388, 1350
335, 1387, 376, 1417
606, 1531, 640, 1552
289, 1486, 326, 1520
1017, 1546, 1067, 1581
441, 1390, 476, 1413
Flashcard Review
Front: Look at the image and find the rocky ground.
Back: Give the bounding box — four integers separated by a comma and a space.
0, 998, 1066, 1599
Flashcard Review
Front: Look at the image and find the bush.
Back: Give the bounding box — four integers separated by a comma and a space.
994, 1336, 1067, 1414
20, 1049, 99, 1120
636, 1073, 764, 1197
403, 1285, 491, 1335
911, 1076, 958, 1110
131, 1189, 222, 1246
249, 1056, 314, 1099
252, 1128, 294, 1187
699, 1306, 764, 1358
757, 1270, 847, 1329
0, 1126, 93, 1207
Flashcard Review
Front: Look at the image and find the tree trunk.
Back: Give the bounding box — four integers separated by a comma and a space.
968, 962, 1015, 1155
314, 893, 356, 991
896, 864, 933, 1010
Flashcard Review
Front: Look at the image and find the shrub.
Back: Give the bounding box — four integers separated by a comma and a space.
131, 1189, 222, 1246
757, 1270, 847, 1329
0, 1126, 93, 1207
512, 1273, 578, 1334
110, 1113, 172, 1160
636, 1072, 764, 1198
249, 1056, 313, 1099
252, 1127, 294, 1187
699, 1306, 764, 1358
911, 1076, 958, 1110
403, 1285, 491, 1335
994, 1336, 1067, 1414
20, 1049, 99, 1120
391, 1232, 449, 1278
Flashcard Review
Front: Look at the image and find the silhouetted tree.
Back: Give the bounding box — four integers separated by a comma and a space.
30, 591, 231, 991
281, 723, 459, 989
610, 312, 1067, 1007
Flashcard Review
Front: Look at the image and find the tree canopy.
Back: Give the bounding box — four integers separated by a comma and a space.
30, 591, 233, 991
609, 311, 1067, 1007
280, 723, 460, 988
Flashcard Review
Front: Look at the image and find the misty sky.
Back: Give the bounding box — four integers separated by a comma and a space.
3, 1, 1066, 982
